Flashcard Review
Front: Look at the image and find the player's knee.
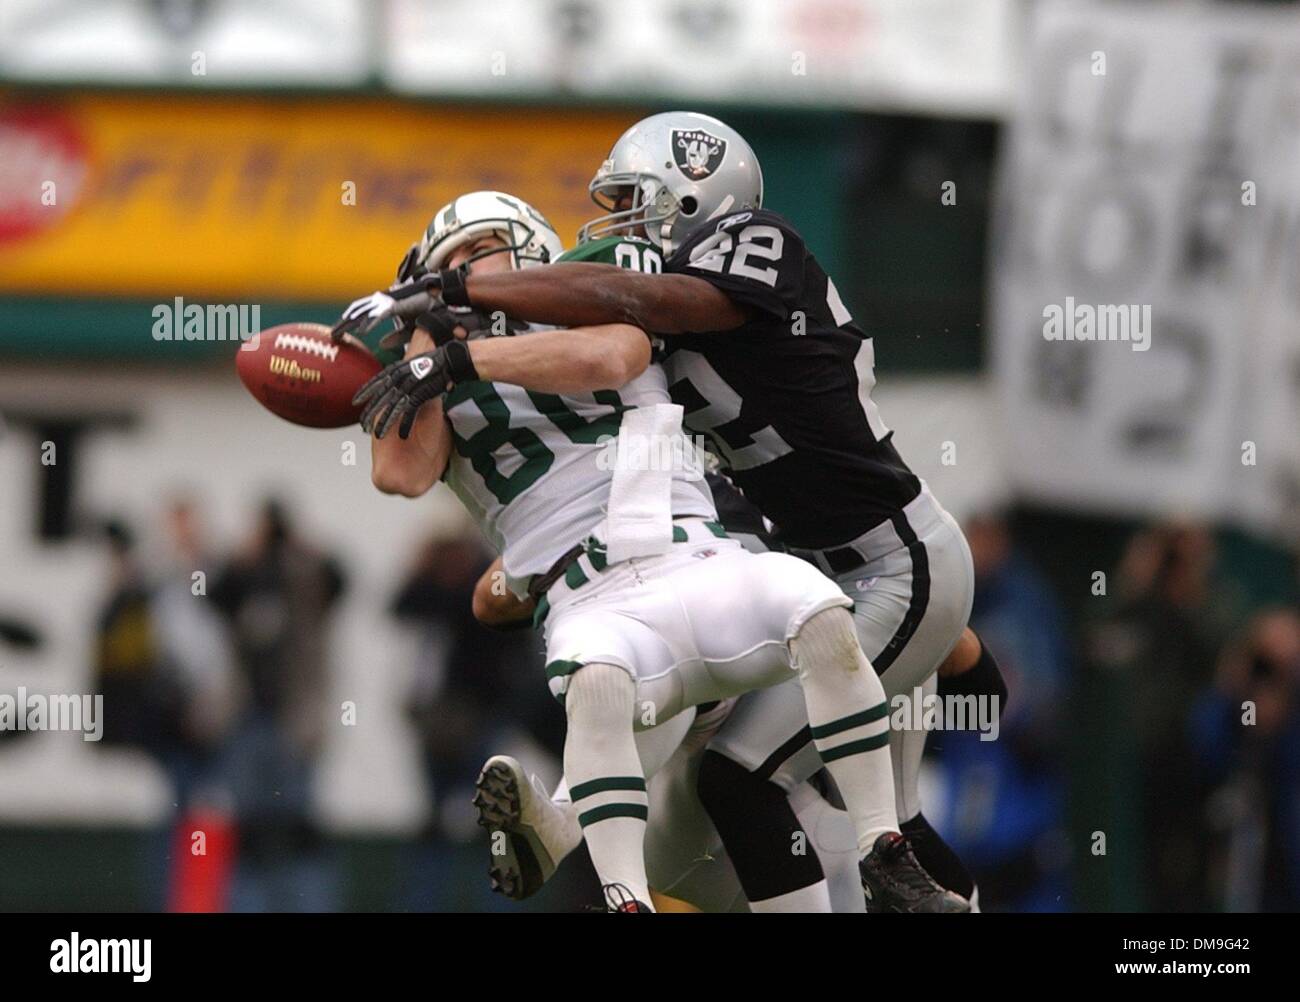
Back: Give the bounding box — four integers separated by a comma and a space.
790, 606, 864, 678
564, 662, 636, 724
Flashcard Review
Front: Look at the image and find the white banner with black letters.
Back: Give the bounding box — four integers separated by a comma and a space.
384, 0, 1015, 117
991, 0, 1300, 538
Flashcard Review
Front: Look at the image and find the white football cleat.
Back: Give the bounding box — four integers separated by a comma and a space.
473, 755, 582, 900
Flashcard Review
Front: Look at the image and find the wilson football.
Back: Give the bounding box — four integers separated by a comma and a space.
236, 323, 382, 429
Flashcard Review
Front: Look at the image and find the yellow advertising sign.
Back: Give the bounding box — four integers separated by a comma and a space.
0, 94, 636, 300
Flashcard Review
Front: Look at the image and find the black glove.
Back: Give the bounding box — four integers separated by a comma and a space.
376, 242, 439, 351
394, 240, 425, 284
380, 302, 527, 352
352, 339, 479, 439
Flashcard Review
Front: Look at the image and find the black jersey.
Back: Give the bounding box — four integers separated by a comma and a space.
661, 208, 920, 549
705, 471, 779, 551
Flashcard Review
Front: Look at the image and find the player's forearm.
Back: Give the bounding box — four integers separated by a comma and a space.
472, 557, 535, 628
468, 324, 650, 393
463, 263, 744, 334
369, 398, 449, 496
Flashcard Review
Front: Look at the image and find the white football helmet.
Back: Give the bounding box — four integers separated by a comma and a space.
578, 111, 764, 253
415, 190, 564, 274
381, 190, 562, 351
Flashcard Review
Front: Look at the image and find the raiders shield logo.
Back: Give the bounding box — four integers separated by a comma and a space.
672, 129, 727, 180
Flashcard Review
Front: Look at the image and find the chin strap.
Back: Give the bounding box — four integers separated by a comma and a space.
658, 220, 675, 256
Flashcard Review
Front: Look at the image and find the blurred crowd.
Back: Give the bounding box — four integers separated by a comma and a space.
89, 495, 577, 912
85, 494, 1299, 913
95, 498, 346, 910
1082, 524, 1300, 913
936, 515, 1300, 913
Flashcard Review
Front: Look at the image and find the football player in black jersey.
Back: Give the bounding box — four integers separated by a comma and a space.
334, 111, 1005, 911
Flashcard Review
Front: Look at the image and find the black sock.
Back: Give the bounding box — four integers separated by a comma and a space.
937, 637, 1008, 717
697, 750, 825, 902
901, 812, 976, 900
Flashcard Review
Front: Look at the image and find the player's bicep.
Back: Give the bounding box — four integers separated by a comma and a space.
649, 273, 749, 333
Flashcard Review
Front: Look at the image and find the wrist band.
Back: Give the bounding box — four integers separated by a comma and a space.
445, 338, 479, 383
440, 265, 471, 307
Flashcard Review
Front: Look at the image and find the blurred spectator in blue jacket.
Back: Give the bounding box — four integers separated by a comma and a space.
930, 509, 1071, 912
1191, 608, 1300, 912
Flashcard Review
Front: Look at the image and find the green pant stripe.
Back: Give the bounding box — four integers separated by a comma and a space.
545, 659, 585, 681
578, 803, 649, 827
671, 525, 688, 543
532, 593, 550, 628
704, 521, 728, 538
809, 703, 889, 740
570, 776, 647, 801
817, 731, 891, 762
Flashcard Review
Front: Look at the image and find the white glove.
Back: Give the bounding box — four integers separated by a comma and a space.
330, 277, 442, 342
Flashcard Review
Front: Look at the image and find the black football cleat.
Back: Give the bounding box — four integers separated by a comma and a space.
859, 832, 971, 913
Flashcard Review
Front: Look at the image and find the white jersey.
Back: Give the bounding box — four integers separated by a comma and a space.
442, 356, 714, 595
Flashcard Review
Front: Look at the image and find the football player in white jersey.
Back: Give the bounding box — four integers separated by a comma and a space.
472, 472, 869, 914
343, 190, 966, 912
336, 110, 1007, 911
